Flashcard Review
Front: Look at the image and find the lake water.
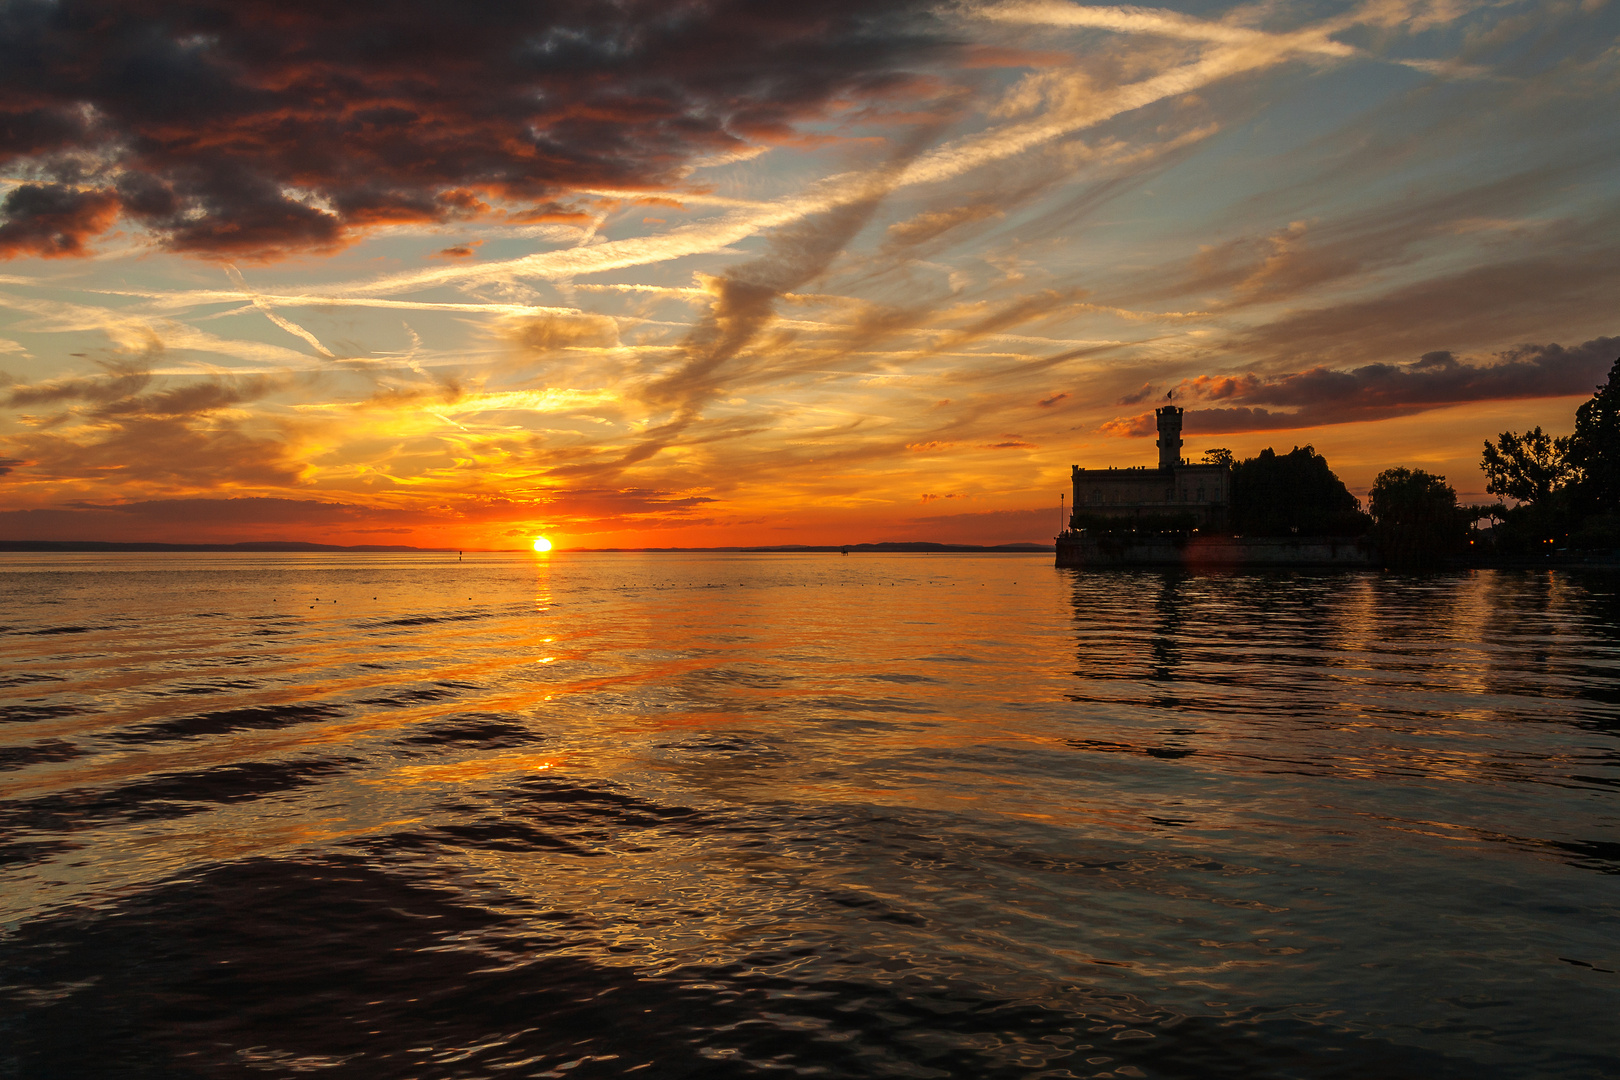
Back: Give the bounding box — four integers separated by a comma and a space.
1, 552, 1616, 1079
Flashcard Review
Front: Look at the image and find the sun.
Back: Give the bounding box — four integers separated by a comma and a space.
532, 536, 552, 552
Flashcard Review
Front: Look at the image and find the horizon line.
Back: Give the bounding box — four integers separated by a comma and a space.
0, 540, 1057, 554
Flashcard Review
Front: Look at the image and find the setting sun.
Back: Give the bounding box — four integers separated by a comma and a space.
532, 536, 552, 552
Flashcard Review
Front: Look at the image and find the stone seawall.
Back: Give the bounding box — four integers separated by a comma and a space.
1056, 533, 1373, 569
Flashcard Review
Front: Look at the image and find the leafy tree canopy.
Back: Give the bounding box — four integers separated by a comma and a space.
1481, 426, 1573, 504
1475, 354, 1620, 552
1231, 445, 1368, 536
1567, 356, 1620, 516
1369, 467, 1470, 569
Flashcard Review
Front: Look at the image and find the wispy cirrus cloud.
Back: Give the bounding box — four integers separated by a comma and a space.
313, 3, 1380, 298
976, 1, 1356, 56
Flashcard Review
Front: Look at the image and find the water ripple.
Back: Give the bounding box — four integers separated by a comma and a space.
0, 553, 1617, 1078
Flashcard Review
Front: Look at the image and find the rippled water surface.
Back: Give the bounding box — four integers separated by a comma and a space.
1, 552, 1617, 1079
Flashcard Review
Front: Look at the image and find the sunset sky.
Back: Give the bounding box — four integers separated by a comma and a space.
1, 0, 1616, 548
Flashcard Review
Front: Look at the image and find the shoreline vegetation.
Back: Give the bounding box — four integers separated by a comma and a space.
1064, 355, 1620, 571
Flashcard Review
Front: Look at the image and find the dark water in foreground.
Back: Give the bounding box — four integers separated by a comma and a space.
1, 552, 1617, 1079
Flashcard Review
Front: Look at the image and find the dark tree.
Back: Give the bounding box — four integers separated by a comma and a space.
1231, 446, 1370, 535
1481, 426, 1572, 504
1478, 425, 1572, 552
1202, 448, 1234, 466
1565, 356, 1620, 517
1475, 356, 1620, 553
1369, 468, 1470, 570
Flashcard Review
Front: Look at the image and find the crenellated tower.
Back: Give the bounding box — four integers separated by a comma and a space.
1155, 405, 1183, 470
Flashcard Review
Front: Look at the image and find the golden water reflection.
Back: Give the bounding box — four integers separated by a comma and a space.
1, 553, 1617, 1075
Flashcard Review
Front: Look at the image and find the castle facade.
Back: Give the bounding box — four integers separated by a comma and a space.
1069, 405, 1230, 531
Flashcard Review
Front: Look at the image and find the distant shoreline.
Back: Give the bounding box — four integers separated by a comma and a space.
0, 541, 456, 553
0, 540, 1055, 554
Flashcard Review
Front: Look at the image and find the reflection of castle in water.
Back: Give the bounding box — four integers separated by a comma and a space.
1070, 406, 1230, 530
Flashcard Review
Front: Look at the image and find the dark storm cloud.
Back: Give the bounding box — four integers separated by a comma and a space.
1100, 336, 1620, 436
0, 182, 120, 258
0, 0, 949, 260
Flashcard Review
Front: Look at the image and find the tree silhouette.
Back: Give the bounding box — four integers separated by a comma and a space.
1475, 354, 1620, 553
1481, 426, 1572, 504
1566, 356, 1620, 517
1369, 468, 1469, 570
1231, 446, 1369, 535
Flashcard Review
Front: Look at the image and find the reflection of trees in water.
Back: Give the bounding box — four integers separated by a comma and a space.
1487, 570, 1620, 719
1364, 569, 1467, 623
1059, 566, 1620, 889
1220, 573, 1351, 654
1355, 570, 1620, 738
1564, 570, 1620, 642
1063, 569, 1374, 719
1482, 569, 1555, 671
1352, 572, 1470, 684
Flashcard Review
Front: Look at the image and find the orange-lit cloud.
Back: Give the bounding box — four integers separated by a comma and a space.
0, 0, 959, 260
1, 0, 1616, 545
0, 185, 121, 259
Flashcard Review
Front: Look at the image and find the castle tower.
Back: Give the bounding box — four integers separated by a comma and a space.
1155, 405, 1183, 470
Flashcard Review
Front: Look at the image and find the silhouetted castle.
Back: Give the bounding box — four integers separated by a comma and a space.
1069, 405, 1230, 530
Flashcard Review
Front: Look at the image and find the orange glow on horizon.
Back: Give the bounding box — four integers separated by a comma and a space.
533, 536, 553, 552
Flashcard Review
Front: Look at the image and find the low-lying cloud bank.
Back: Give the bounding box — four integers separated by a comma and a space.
0, 483, 725, 540
1102, 336, 1619, 436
